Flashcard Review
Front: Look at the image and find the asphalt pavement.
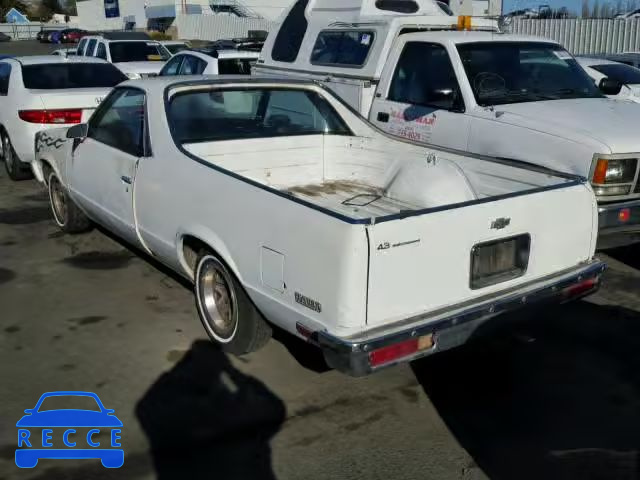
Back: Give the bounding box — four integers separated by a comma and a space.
1, 40, 640, 480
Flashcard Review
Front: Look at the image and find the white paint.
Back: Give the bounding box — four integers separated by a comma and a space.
36, 77, 598, 341
0, 56, 117, 177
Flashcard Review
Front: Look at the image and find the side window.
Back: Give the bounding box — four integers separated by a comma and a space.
88, 88, 146, 157
0, 63, 11, 95
179, 55, 204, 75
271, 0, 309, 63
77, 39, 87, 56
311, 31, 374, 67
96, 43, 107, 60
85, 39, 97, 57
388, 42, 462, 110
160, 55, 183, 76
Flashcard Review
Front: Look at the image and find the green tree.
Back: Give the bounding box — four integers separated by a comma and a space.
0, 0, 28, 20
581, 0, 590, 17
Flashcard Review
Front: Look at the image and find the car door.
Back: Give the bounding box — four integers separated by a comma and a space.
178, 54, 207, 75
86, 38, 98, 57
68, 87, 147, 244
0, 62, 11, 129
159, 54, 184, 76
95, 42, 108, 61
370, 41, 470, 150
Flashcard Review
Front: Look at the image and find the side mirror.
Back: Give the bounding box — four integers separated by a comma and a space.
599, 78, 623, 96
66, 123, 88, 139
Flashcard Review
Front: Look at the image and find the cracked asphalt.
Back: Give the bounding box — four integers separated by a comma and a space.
1, 41, 640, 480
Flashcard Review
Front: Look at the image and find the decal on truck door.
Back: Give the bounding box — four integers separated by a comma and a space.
386, 108, 437, 143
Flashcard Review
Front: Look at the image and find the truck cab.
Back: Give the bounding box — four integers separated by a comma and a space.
255, 0, 640, 248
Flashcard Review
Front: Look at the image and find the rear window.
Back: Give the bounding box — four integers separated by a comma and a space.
217, 58, 255, 75
168, 88, 351, 144
591, 63, 640, 84
22, 64, 127, 89
109, 42, 170, 63
311, 31, 374, 67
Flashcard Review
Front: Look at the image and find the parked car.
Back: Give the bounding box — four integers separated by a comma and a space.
60, 29, 87, 44
49, 31, 62, 44
77, 32, 169, 79
604, 52, 640, 69
36, 29, 49, 43
576, 57, 640, 102
255, 0, 640, 248
159, 48, 258, 76
0, 32, 10, 42
160, 40, 190, 55
52, 48, 78, 57
0, 56, 127, 180
35, 76, 604, 376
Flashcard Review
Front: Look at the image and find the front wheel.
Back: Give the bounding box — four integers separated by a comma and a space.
195, 253, 271, 355
48, 171, 92, 233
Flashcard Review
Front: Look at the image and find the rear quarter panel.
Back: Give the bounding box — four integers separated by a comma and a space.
134, 101, 370, 337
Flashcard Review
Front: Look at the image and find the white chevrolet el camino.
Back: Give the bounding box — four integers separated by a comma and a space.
34, 76, 604, 376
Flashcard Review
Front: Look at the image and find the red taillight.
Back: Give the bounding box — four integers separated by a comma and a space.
369, 338, 419, 368
564, 278, 598, 298
619, 208, 631, 223
19, 109, 82, 125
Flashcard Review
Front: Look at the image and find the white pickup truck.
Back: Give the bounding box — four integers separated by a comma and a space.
35, 76, 603, 376
254, 0, 640, 248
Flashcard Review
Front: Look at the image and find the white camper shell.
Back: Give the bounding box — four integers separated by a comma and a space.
255, 0, 497, 112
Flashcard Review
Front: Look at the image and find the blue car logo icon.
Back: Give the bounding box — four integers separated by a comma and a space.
16, 391, 123, 468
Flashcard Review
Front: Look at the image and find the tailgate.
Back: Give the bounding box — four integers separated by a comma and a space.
31, 88, 109, 122
366, 183, 597, 326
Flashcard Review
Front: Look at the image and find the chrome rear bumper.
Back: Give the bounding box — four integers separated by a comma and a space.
299, 260, 606, 377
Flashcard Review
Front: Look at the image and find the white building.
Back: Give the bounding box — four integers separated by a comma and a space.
75, 0, 502, 35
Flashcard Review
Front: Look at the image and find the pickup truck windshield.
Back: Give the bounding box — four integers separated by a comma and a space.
109, 41, 170, 62
22, 63, 127, 89
457, 42, 603, 106
169, 88, 352, 144
591, 63, 640, 84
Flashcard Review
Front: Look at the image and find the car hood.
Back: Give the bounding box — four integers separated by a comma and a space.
16, 410, 123, 427
491, 98, 640, 153
114, 61, 165, 75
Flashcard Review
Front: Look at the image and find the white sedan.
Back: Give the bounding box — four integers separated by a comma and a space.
159, 49, 258, 76
576, 56, 640, 102
0, 56, 127, 180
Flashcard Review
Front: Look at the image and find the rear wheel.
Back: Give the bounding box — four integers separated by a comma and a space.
48, 171, 91, 233
2, 132, 33, 181
195, 252, 271, 355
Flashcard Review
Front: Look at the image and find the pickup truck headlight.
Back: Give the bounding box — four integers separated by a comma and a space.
126, 72, 142, 80
591, 157, 638, 196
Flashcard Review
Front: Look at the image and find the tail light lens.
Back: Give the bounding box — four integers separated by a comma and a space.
19, 109, 82, 124
369, 334, 434, 368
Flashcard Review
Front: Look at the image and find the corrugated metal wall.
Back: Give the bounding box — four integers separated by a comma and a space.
176, 14, 275, 41
508, 18, 640, 55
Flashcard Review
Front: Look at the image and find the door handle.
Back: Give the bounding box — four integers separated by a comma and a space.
377, 112, 390, 123
121, 175, 132, 185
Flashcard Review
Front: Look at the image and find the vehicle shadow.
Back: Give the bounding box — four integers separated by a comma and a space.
604, 244, 640, 271
412, 301, 640, 480
135, 340, 286, 480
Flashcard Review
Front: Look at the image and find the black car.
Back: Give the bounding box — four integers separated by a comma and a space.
0, 32, 10, 43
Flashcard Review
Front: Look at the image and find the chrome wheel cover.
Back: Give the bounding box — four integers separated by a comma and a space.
49, 174, 67, 226
196, 256, 239, 343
